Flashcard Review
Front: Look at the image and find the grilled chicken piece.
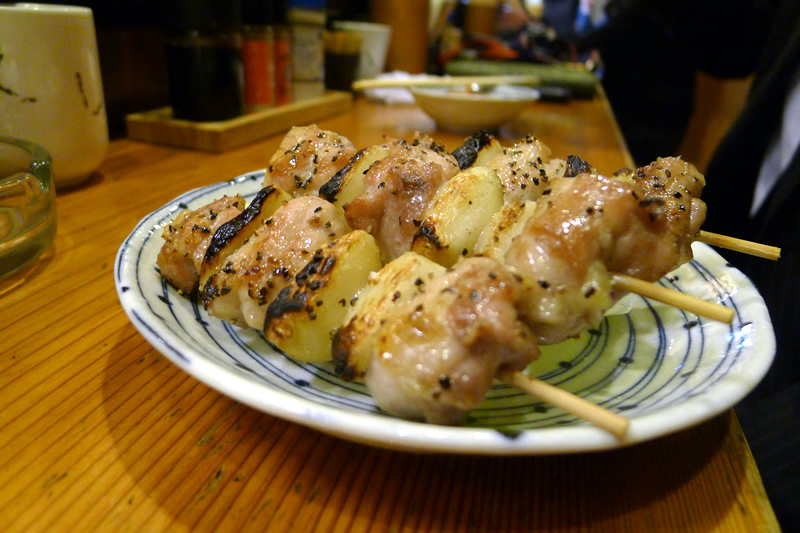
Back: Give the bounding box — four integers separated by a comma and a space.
201, 196, 348, 329
344, 136, 461, 261
612, 156, 707, 266
364, 257, 539, 425
504, 173, 692, 344
157, 196, 246, 294
264, 125, 357, 196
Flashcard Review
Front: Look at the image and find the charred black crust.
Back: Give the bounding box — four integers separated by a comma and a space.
204, 186, 276, 264
319, 148, 368, 201
638, 198, 666, 208
200, 273, 219, 306
331, 328, 358, 381
263, 248, 338, 329
264, 286, 309, 326
319, 255, 337, 277
414, 221, 444, 249
451, 131, 494, 170
294, 249, 336, 287
563, 155, 593, 177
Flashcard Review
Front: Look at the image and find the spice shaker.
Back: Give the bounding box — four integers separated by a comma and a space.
164, 0, 244, 121
288, 0, 326, 102
242, 0, 275, 110
273, 0, 292, 105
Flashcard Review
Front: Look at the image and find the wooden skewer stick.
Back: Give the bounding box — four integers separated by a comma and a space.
612, 274, 734, 324
497, 368, 630, 438
697, 230, 781, 261
494, 272, 736, 436
352, 75, 541, 91
494, 272, 734, 438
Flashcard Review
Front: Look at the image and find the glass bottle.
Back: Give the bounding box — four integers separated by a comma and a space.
242, 0, 275, 110
164, 0, 244, 121
288, 0, 326, 102
273, 0, 292, 105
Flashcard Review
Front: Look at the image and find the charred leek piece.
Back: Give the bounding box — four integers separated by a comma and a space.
199, 185, 291, 289
264, 230, 383, 363
411, 166, 504, 267
332, 252, 446, 380
319, 145, 390, 219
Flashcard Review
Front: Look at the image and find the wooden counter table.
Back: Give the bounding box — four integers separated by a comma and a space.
0, 97, 780, 532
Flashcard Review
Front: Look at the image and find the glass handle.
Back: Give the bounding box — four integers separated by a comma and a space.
0, 172, 43, 208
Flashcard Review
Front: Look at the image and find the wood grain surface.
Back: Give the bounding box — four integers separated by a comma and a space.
0, 98, 779, 532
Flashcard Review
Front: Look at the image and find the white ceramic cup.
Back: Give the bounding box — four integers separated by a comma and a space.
332, 21, 392, 80
0, 3, 108, 189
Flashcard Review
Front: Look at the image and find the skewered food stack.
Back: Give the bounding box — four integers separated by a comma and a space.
155, 125, 739, 429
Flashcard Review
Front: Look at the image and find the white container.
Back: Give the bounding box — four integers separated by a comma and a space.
332, 21, 391, 81
289, 5, 326, 101
0, 3, 108, 189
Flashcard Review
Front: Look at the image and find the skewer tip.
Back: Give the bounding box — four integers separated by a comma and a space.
498, 369, 630, 438
697, 231, 781, 261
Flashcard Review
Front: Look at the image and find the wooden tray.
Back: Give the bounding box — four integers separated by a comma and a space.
125, 91, 353, 152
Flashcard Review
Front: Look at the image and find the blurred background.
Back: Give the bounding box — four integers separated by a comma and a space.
33, 0, 751, 173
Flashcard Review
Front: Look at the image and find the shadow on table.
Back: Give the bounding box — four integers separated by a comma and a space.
100, 327, 749, 531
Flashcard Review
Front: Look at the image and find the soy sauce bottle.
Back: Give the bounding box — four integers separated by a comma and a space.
165, 0, 244, 121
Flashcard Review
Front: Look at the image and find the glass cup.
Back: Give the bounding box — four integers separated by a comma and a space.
0, 137, 57, 280
331, 22, 391, 80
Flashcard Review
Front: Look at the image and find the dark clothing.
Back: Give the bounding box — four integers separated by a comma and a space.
694, 2, 800, 530
735, 383, 800, 530
588, 4, 696, 166
702, 0, 800, 401
542, 0, 578, 43
587, 1, 800, 529
581, 1, 773, 166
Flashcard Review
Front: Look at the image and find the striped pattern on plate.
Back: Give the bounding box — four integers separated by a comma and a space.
115, 172, 775, 454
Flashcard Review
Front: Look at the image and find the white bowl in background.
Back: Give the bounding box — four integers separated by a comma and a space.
411, 84, 539, 132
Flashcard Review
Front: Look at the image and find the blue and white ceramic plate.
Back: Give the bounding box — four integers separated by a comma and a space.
115, 172, 776, 454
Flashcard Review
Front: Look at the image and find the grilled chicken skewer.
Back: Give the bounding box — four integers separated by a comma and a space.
452, 131, 778, 261
330, 165, 721, 425
155, 126, 753, 433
